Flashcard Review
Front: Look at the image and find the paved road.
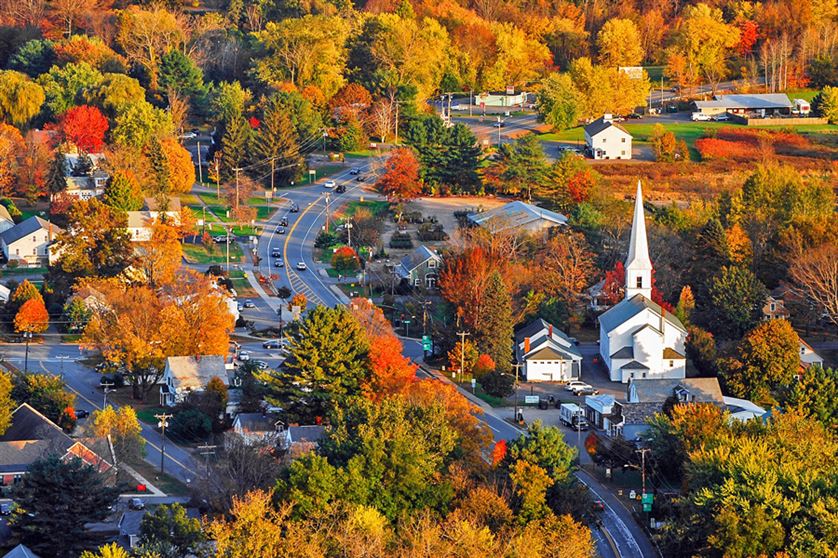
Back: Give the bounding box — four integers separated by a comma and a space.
0, 343, 200, 485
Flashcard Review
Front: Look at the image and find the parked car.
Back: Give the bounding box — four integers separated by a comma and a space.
565, 381, 589, 392
262, 339, 283, 349
691, 112, 711, 121
237, 351, 251, 362
574, 385, 599, 396
213, 235, 230, 244
75, 409, 90, 419
627, 113, 642, 119
128, 498, 145, 510
0, 501, 15, 515
296, 262, 307, 271
179, 132, 197, 140
243, 301, 256, 308
336, 184, 346, 193
253, 360, 269, 370
713, 113, 730, 121
324, 180, 336, 188
274, 260, 284, 268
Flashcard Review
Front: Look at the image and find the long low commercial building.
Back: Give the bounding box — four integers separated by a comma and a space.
693, 93, 792, 116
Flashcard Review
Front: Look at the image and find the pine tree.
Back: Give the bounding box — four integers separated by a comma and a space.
72, 152, 94, 176
476, 271, 513, 374
253, 99, 302, 187
47, 151, 67, 196
220, 115, 251, 183
259, 306, 369, 422
146, 137, 170, 194
102, 171, 143, 212
10, 456, 119, 557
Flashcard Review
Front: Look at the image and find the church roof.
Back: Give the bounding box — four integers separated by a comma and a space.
663, 347, 685, 359
598, 294, 687, 334
610, 347, 634, 359
632, 323, 661, 336
622, 360, 650, 370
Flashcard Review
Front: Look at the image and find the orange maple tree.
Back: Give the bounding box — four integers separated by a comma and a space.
160, 138, 195, 193
15, 298, 50, 334
375, 147, 422, 204
364, 334, 417, 401
61, 105, 109, 152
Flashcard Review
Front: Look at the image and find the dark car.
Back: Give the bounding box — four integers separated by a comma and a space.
627, 113, 642, 119
75, 409, 90, 419
575, 386, 599, 396
349, 168, 361, 175
0, 501, 15, 515
276, 227, 286, 235
271, 250, 281, 258
128, 498, 145, 510
289, 204, 299, 213
336, 184, 346, 193
355, 175, 365, 182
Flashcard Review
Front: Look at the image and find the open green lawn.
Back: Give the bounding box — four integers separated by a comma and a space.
345, 150, 377, 158
340, 200, 390, 218
125, 459, 191, 496
183, 241, 243, 264
311, 164, 347, 181
228, 270, 258, 297
785, 88, 820, 102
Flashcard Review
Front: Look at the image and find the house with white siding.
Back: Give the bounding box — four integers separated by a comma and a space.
0, 217, 63, 266
584, 115, 632, 160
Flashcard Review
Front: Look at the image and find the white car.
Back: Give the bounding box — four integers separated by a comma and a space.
324, 180, 336, 188
565, 381, 591, 392
450, 103, 463, 110
296, 262, 307, 271
178, 132, 197, 140
691, 112, 711, 121
237, 351, 251, 362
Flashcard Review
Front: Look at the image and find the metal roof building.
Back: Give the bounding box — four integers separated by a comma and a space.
693, 93, 792, 115
467, 201, 567, 233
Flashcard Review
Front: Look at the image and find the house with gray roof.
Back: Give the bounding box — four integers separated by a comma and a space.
126, 198, 182, 242
515, 318, 582, 382
398, 245, 442, 289
0, 404, 111, 489
160, 355, 228, 407
2, 545, 40, 558
232, 413, 283, 445
584, 114, 632, 160
467, 201, 567, 234
0, 216, 63, 266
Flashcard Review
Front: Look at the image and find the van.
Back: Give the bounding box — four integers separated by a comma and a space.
691, 112, 711, 121
559, 403, 588, 431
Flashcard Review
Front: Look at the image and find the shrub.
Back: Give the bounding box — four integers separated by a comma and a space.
389, 231, 413, 249
1, 198, 22, 221
331, 246, 359, 272
315, 230, 337, 249
479, 371, 515, 397
417, 223, 448, 241
169, 409, 212, 442
695, 138, 754, 161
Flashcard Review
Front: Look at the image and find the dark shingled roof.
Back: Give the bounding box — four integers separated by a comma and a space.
598, 294, 686, 334
0, 216, 62, 247
2, 545, 40, 558
584, 116, 631, 138
622, 360, 649, 370
610, 346, 634, 359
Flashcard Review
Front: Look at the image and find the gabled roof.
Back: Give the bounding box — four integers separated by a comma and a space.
0, 205, 12, 223
599, 294, 686, 334
0, 403, 66, 442
3, 545, 40, 558
526, 346, 578, 361
165, 356, 228, 392
515, 318, 573, 346
610, 346, 634, 359
399, 245, 441, 275
234, 413, 281, 433
288, 425, 326, 443
584, 116, 631, 138
663, 347, 685, 359
622, 360, 649, 370
143, 197, 182, 212
0, 216, 62, 246
467, 201, 567, 231
628, 378, 723, 404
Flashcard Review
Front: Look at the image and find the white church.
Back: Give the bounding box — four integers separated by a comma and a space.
598, 182, 687, 383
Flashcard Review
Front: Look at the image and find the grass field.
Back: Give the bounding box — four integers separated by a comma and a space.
229, 270, 258, 297
785, 89, 820, 102
124, 459, 190, 497
183, 241, 243, 264
340, 200, 390, 218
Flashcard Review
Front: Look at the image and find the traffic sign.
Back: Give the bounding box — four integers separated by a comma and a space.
642, 493, 653, 512
421, 335, 431, 351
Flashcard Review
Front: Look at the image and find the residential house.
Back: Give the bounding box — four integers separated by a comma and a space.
2, 545, 40, 558
0, 216, 63, 266
584, 115, 632, 160
692, 93, 792, 117
0, 205, 15, 234
63, 152, 109, 200
159, 355, 228, 407
280, 425, 326, 458
0, 284, 10, 303
799, 336, 824, 371
127, 198, 181, 242
514, 318, 582, 382
598, 183, 687, 383
0, 403, 111, 490
586, 279, 610, 312
762, 287, 790, 320
724, 396, 768, 423
467, 201, 567, 234
231, 413, 283, 446
584, 394, 622, 437
398, 245, 442, 289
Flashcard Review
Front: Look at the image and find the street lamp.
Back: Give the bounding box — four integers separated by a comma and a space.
155, 413, 173, 475
23, 332, 33, 373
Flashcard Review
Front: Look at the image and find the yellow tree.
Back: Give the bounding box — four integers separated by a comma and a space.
0, 123, 24, 198
596, 18, 644, 67
138, 218, 183, 287
0, 71, 45, 128
91, 405, 145, 465
160, 137, 195, 193
116, 6, 184, 91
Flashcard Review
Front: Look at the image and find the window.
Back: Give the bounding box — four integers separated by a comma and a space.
602, 138, 606, 144
669, 360, 674, 367
33, 248, 37, 256
636, 276, 643, 288
642, 372, 646, 378
770, 302, 776, 311
32, 236, 36, 243
428, 259, 436, 269
14, 249, 19, 256
621, 150, 626, 156
621, 137, 626, 143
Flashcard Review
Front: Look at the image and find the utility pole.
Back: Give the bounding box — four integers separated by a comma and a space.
322, 130, 327, 152
345, 220, 352, 248
197, 141, 203, 186
636, 448, 651, 497
511, 362, 523, 423
155, 413, 173, 475
469, 87, 473, 117
101, 381, 115, 408
225, 227, 231, 273
234, 167, 241, 210
324, 194, 331, 231
421, 300, 431, 336
57, 355, 69, 379
497, 116, 502, 146
214, 155, 221, 200
23, 332, 32, 372
457, 331, 470, 380
270, 157, 275, 193
197, 444, 217, 477
394, 102, 399, 145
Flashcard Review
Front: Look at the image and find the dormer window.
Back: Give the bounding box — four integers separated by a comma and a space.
636, 276, 643, 288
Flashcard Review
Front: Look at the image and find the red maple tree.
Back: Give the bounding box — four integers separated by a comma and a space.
491, 439, 507, 466
60, 105, 108, 152
737, 20, 759, 57
376, 148, 422, 203
365, 333, 417, 401
566, 168, 595, 203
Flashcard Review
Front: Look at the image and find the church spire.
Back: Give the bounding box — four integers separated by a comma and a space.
625, 180, 652, 300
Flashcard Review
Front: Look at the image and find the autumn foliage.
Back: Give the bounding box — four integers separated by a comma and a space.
331, 246, 359, 272
376, 148, 422, 202
491, 439, 507, 466
160, 138, 196, 193
15, 298, 50, 334
60, 105, 109, 152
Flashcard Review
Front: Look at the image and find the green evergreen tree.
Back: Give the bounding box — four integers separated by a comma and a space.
259, 306, 369, 422
159, 50, 204, 98
497, 134, 551, 198
102, 171, 143, 211
62, 297, 92, 332
786, 366, 837, 430
709, 266, 767, 339
47, 151, 67, 196
72, 153, 93, 176
220, 115, 251, 183
146, 137, 170, 194
506, 420, 577, 482
10, 456, 119, 557
253, 98, 303, 186
476, 271, 513, 374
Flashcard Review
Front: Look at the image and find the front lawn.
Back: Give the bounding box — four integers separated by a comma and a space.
183, 241, 244, 264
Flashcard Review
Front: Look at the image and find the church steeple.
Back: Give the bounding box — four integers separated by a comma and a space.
625, 180, 652, 300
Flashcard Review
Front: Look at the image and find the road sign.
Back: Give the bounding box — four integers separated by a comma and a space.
524, 395, 539, 404
642, 493, 653, 512
422, 335, 431, 351
506, 85, 514, 95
